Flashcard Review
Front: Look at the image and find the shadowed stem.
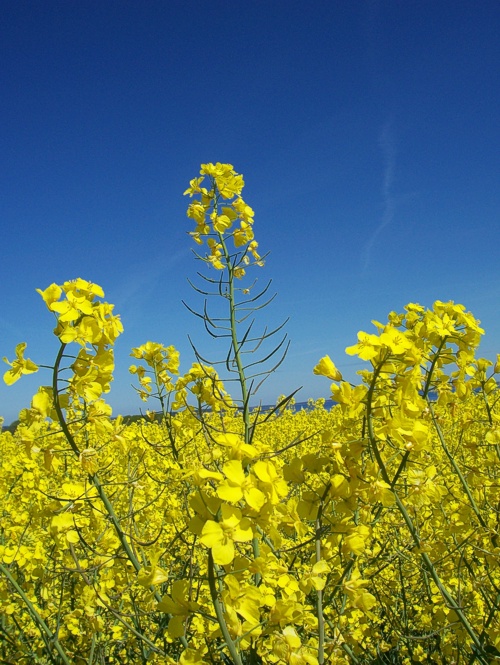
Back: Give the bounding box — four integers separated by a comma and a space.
52, 341, 190, 651
0, 561, 72, 665
207, 551, 243, 665
366, 361, 489, 663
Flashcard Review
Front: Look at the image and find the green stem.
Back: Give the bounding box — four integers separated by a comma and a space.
0, 561, 72, 665
207, 551, 243, 665
388, 465, 486, 660
219, 231, 263, 586
52, 342, 80, 456
315, 518, 325, 665
219, 234, 250, 443
52, 342, 189, 651
428, 400, 491, 538
422, 338, 447, 399
366, 363, 488, 663
315, 482, 330, 665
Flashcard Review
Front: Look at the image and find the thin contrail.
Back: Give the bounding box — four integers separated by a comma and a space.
361, 120, 396, 273
115, 247, 190, 313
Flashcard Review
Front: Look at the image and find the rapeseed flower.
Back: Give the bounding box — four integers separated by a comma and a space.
3, 342, 38, 385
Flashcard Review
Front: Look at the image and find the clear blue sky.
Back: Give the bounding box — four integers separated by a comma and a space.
1, 1, 499, 424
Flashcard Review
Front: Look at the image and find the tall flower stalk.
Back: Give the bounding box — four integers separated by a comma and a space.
184, 163, 290, 444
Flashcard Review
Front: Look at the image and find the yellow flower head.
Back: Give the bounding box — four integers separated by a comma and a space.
313, 355, 342, 381
3, 342, 38, 385
199, 504, 253, 565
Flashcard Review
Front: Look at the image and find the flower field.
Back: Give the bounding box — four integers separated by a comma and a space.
2, 165, 500, 664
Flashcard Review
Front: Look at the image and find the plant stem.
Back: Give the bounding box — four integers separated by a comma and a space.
366, 362, 489, 663
207, 551, 243, 665
0, 561, 72, 665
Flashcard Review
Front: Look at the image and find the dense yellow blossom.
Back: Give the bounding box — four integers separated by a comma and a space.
2, 166, 500, 665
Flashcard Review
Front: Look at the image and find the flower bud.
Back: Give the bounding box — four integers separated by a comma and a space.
313, 355, 342, 381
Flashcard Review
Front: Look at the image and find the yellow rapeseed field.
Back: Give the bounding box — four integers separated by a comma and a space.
2, 165, 499, 664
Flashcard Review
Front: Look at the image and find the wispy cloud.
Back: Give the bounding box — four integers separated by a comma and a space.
361, 120, 397, 273
111, 247, 191, 322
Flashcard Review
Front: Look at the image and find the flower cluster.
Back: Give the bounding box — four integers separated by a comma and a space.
37, 278, 123, 347
184, 163, 263, 275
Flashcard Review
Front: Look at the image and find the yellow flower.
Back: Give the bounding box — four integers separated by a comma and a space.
253, 460, 288, 504
247, 240, 261, 261
271, 626, 319, 665
188, 490, 222, 536
36, 282, 63, 307
187, 201, 208, 224
406, 467, 446, 507
158, 580, 200, 638
233, 221, 254, 248
493, 354, 500, 374
79, 448, 99, 475
214, 432, 258, 460
313, 355, 342, 381
299, 559, 330, 593
379, 325, 412, 354
211, 212, 233, 233
3, 342, 38, 385
206, 238, 225, 270
217, 460, 267, 512
199, 504, 253, 565
330, 382, 367, 418
344, 568, 376, 612
179, 648, 208, 665
222, 574, 262, 625
233, 197, 254, 223
367, 480, 395, 507
30, 386, 54, 418
345, 331, 382, 361
342, 525, 371, 555
63, 278, 104, 299
49, 290, 95, 322
183, 176, 206, 197
200, 163, 244, 199
137, 550, 170, 588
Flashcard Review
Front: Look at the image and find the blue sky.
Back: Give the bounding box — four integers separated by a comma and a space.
1, 1, 499, 424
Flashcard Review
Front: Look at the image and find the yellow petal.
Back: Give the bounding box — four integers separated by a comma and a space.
217, 483, 244, 503
168, 615, 186, 639
200, 520, 223, 548
212, 540, 235, 565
